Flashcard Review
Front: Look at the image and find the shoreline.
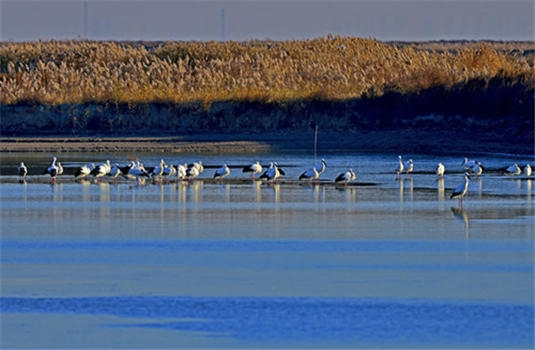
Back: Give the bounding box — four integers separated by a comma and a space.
1, 130, 533, 156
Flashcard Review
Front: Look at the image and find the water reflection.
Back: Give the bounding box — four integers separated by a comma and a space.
253, 180, 262, 203
451, 207, 470, 239
398, 177, 413, 202
473, 177, 483, 199
186, 181, 203, 203
437, 178, 445, 201
398, 178, 404, 203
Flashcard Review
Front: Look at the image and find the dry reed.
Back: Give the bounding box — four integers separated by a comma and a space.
0, 36, 533, 106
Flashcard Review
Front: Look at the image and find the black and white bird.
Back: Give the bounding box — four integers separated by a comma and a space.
75, 163, 95, 178
214, 164, 231, 182
299, 159, 327, 183
107, 163, 122, 181
91, 160, 111, 180
436, 162, 445, 177
260, 162, 281, 183
242, 161, 263, 180
186, 166, 200, 180
450, 173, 471, 208
18, 162, 28, 181
274, 162, 286, 176
43, 156, 60, 183
335, 168, 356, 186
122, 161, 150, 184
504, 163, 521, 176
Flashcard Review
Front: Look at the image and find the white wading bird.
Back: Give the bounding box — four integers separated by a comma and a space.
44, 156, 60, 183
242, 161, 263, 180
75, 163, 95, 179
334, 168, 356, 186
450, 173, 471, 208
524, 164, 532, 177
214, 164, 231, 182
395, 155, 404, 177
504, 163, 521, 176
436, 162, 445, 177
299, 159, 327, 183
18, 162, 28, 181
260, 162, 281, 183
91, 160, 111, 181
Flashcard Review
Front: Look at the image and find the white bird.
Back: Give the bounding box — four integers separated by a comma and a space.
404, 159, 414, 175
186, 166, 200, 180
125, 161, 150, 183
214, 164, 231, 182
91, 160, 111, 180
524, 164, 532, 177
44, 156, 60, 183
162, 164, 176, 181
176, 164, 188, 180
504, 163, 521, 176
189, 161, 204, 174
335, 168, 356, 186
450, 173, 471, 208
75, 163, 95, 178
299, 167, 319, 183
18, 162, 28, 181
395, 155, 404, 176
299, 159, 327, 183
260, 162, 281, 183
436, 162, 445, 177
151, 159, 166, 180
242, 161, 263, 180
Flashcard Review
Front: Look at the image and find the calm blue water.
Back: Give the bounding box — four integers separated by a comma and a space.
1, 152, 534, 348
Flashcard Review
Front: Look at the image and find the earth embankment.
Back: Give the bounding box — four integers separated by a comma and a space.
1, 83, 533, 155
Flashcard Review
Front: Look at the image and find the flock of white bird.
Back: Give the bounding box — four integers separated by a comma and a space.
16, 155, 533, 207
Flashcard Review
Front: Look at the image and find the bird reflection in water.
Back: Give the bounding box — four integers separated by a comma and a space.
437, 177, 445, 201
271, 183, 281, 203
451, 207, 470, 239
397, 176, 413, 202
253, 180, 262, 203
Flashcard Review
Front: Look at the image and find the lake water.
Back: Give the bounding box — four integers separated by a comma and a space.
1, 152, 534, 348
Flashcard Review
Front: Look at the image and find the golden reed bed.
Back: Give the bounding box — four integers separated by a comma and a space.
1, 37, 533, 106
